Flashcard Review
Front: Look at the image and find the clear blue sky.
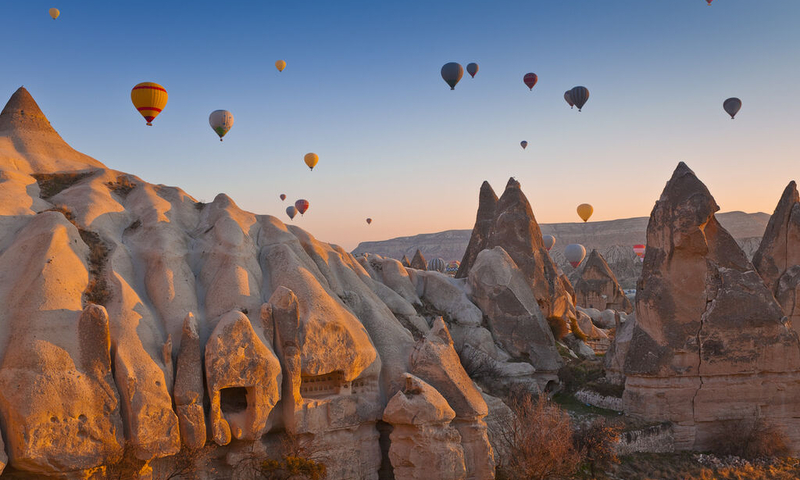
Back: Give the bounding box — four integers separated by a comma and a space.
2, 1, 799, 251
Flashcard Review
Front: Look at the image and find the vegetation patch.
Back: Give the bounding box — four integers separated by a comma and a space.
106, 175, 137, 197
32, 171, 94, 199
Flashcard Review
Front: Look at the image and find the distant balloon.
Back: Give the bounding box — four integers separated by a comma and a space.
577, 203, 593, 222
633, 244, 646, 261
441, 62, 464, 90
304, 153, 319, 171
706, 0, 713, 4
366, 218, 372, 225
564, 90, 574, 109
565, 244, 587, 268
131, 82, 168, 126
723, 97, 742, 119
280, 194, 286, 201
208, 110, 234, 141
428, 258, 446, 273
467, 63, 479, 78
49, 8, 60, 19
445, 260, 460, 273
523, 73, 538, 90
543, 235, 556, 251
275, 60, 286, 72
295, 199, 309, 215
570, 86, 589, 111
286, 206, 297, 220
520, 141, 528, 150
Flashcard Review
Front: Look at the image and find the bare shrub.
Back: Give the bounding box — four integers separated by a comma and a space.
547, 316, 570, 340
573, 417, 622, 477
106, 175, 137, 197
107, 443, 216, 480
460, 345, 503, 380
712, 417, 790, 459
491, 392, 580, 480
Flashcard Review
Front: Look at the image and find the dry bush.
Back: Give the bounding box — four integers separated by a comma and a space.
491, 392, 580, 480
460, 346, 503, 380
712, 417, 790, 459
570, 316, 588, 342
106, 443, 216, 480
32, 171, 94, 199
547, 316, 570, 340
106, 175, 137, 197
573, 417, 622, 478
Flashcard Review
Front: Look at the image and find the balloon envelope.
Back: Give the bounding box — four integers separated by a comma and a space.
275, 60, 286, 72
570, 86, 589, 111
706, 0, 713, 4
49, 8, 59, 19
304, 153, 319, 171
428, 258, 446, 273
131, 82, 168, 126
466, 63, 479, 78
520, 141, 528, 150
723, 97, 742, 119
523, 73, 538, 90
564, 90, 574, 108
565, 244, 587, 268
441, 62, 464, 90
577, 203, 593, 222
295, 199, 309, 215
286, 206, 297, 220
280, 194, 286, 201
543, 235, 556, 251
366, 218, 372, 225
633, 244, 646, 261
209, 110, 234, 141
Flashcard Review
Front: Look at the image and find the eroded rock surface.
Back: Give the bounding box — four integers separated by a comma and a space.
574, 249, 633, 313
623, 162, 800, 452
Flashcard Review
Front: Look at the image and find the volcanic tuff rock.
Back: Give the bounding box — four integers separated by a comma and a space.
623, 162, 800, 452
753, 181, 800, 335
410, 249, 427, 270
0, 87, 509, 478
455, 181, 498, 278
573, 249, 633, 313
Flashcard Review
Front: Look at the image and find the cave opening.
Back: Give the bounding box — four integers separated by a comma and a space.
220, 387, 249, 414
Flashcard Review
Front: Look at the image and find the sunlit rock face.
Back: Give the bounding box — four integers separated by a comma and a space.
623, 162, 800, 453
0, 88, 505, 479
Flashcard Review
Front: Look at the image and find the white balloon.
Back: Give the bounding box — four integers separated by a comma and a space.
209, 110, 234, 141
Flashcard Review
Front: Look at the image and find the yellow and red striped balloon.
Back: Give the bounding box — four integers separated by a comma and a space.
131, 82, 168, 126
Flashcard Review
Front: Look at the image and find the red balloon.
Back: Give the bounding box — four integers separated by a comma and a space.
366, 218, 372, 225
295, 199, 309, 215
523, 73, 538, 90
280, 194, 286, 201
706, 0, 712, 4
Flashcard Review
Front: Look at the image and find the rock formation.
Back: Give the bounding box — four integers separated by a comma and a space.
173, 313, 206, 449
623, 162, 800, 452
574, 249, 633, 313
410, 249, 427, 270
383, 374, 466, 480
456, 181, 497, 278
401, 254, 411, 267
753, 181, 800, 335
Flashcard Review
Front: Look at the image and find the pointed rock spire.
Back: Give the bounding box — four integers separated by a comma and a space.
574, 249, 632, 313
0, 87, 104, 172
456, 181, 498, 278
753, 181, 800, 333
410, 249, 427, 270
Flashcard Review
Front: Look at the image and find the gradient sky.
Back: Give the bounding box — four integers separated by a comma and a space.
2, 1, 799, 250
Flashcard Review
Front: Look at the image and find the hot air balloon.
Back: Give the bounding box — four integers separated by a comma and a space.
280, 194, 286, 201
441, 63, 464, 90
131, 82, 168, 126
520, 141, 528, 150
570, 86, 589, 111
523, 73, 538, 90
304, 153, 319, 171
366, 218, 372, 225
49, 8, 60, 19
564, 90, 574, 109
565, 244, 587, 268
428, 258, 446, 273
723, 98, 742, 119
543, 235, 556, 251
633, 244, 646, 261
706, 0, 713, 4
467, 63, 479, 78
577, 203, 593, 222
295, 199, 309, 215
286, 206, 297, 220
276, 60, 286, 72
208, 110, 234, 141
445, 260, 460, 274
